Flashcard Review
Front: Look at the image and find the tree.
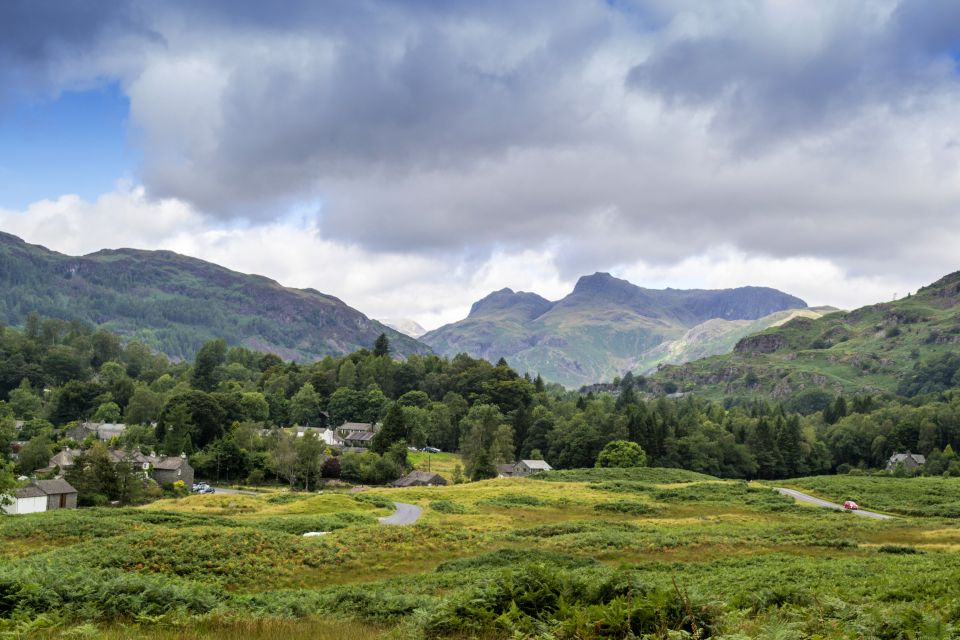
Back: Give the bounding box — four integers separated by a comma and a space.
65, 444, 147, 506
92, 401, 122, 423
239, 392, 270, 422
296, 432, 326, 490
191, 339, 227, 392
124, 386, 163, 425
268, 432, 300, 487
337, 359, 358, 389
16, 434, 53, 474
459, 404, 514, 478
595, 440, 647, 468
0, 462, 16, 510
373, 333, 391, 358
8, 379, 42, 419
371, 404, 408, 454
289, 383, 322, 425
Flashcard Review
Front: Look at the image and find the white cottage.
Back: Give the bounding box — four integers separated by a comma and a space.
2, 485, 48, 515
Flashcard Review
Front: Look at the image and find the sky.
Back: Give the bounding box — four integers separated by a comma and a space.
1, 1, 960, 330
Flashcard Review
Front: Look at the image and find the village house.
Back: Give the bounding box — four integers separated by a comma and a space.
66, 422, 127, 442
342, 430, 375, 448
151, 454, 195, 486
35, 478, 79, 510
294, 426, 343, 447
500, 460, 553, 477
887, 452, 926, 472
2, 484, 47, 515
391, 470, 448, 487
336, 421, 377, 439
2, 479, 79, 515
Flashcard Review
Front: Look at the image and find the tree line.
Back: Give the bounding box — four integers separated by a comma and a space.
3, 315, 960, 496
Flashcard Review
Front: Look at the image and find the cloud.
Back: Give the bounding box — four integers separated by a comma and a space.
0, 2, 959, 321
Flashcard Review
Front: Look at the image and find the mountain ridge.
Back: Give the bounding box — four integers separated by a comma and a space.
651, 270, 960, 401
421, 272, 807, 387
0, 231, 429, 361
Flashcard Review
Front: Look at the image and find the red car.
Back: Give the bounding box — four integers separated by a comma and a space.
843, 500, 859, 510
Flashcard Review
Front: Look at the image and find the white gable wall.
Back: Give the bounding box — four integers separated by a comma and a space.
2, 495, 47, 515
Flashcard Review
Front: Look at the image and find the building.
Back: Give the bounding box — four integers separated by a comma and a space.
513, 460, 553, 476
342, 430, 375, 448
295, 426, 343, 447
2, 484, 47, 515
887, 452, 926, 472
391, 470, 448, 487
336, 421, 377, 438
498, 463, 516, 478
33, 479, 79, 510
151, 454, 195, 486
66, 422, 127, 442
45, 447, 79, 473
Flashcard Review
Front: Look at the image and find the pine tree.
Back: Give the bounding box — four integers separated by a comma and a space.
373, 333, 391, 357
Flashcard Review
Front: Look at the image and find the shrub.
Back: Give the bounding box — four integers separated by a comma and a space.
429, 500, 469, 514
594, 500, 659, 515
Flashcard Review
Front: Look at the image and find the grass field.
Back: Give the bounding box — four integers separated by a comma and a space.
4, 469, 960, 638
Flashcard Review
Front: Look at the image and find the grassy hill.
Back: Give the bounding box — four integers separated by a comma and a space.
422, 272, 806, 387
0, 232, 429, 361
5, 470, 960, 638
654, 271, 960, 401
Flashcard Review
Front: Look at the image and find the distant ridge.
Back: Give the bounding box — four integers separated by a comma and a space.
651, 269, 960, 401
0, 232, 430, 361
421, 272, 806, 387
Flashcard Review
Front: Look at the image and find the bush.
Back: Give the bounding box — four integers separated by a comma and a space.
429, 500, 469, 514
594, 500, 659, 515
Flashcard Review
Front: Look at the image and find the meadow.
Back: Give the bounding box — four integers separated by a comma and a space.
3, 468, 960, 639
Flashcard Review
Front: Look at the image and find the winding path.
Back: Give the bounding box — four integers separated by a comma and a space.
776, 487, 894, 520
379, 501, 423, 525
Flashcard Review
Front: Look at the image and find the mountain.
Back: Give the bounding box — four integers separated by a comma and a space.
636, 307, 836, 373
653, 271, 960, 402
379, 318, 427, 338
421, 272, 807, 387
0, 232, 429, 361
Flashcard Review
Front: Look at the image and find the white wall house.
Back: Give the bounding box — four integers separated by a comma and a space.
2, 485, 47, 515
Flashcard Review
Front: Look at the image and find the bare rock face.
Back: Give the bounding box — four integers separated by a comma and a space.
734, 332, 787, 354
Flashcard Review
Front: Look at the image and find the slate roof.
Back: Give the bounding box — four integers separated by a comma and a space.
153, 456, 189, 471
888, 452, 926, 465
520, 459, 553, 471
391, 471, 448, 487
33, 478, 78, 495
14, 485, 46, 499
339, 422, 376, 432
344, 431, 375, 442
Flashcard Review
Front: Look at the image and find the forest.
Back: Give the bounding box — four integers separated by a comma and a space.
3, 313, 960, 502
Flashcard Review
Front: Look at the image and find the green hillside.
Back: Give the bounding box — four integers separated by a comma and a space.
0, 232, 428, 361
422, 272, 806, 387
654, 271, 960, 401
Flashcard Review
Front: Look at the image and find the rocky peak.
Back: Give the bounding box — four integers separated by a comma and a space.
468, 288, 553, 320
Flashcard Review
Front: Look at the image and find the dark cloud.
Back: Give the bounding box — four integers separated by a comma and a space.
2, 1, 960, 285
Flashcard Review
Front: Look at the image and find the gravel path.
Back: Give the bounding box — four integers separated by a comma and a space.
776, 487, 894, 520
379, 502, 423, 525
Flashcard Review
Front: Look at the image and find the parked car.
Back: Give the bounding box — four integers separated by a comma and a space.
843, 500, 859, 510
422, 446, 442, 454
192, 483, 214, 494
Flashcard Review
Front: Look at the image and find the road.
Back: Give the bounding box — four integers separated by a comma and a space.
776, 488, 894, 520
379, 501, 422, 525
210, 486, 258, 496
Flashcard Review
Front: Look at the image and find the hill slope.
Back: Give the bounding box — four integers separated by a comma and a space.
421, 272, 806, 387
653, 271, 960, 401
0, 232, 429, 361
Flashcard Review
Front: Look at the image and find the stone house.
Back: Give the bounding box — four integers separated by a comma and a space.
151, 454, 195, 486
33, 478, 79, 510
391, 470, 448, 487
887, 452, 926, 472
